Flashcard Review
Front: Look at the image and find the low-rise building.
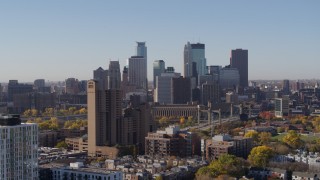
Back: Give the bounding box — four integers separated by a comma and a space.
145, 125, 199, 158
52, 162, 123, 180
205, 134, 253, 160
39, 130, 58, 147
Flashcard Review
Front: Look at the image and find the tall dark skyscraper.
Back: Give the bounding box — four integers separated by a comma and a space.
282, 79, 290, 95
108, 61, 121, 90
230, 49, 248, 87
93, 67, 108, 90
172, 77, 191, 104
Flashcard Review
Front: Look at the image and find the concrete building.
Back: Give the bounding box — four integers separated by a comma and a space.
65, 78, 80, 95
153, 60, 166, 89
7, 80, 33, 101
184, 42, 207, 79
145, 126, 195, 158
108, 61, 121, 90
152, 104, 202, 118
201, 82, 220, 105
119, 102, 155, 152
93, 67, 108, 90
226, 91, 238, 104
0, 114, 38, 179
154, 72, 180, 104
34, 79, 45, 88
172, 77, 191, 104
230, 49, 248, 87
274, 95, 289, 117
52, 162, 123, 180
12, 92, 56, 113
219, 68, 240, 90
128, 56, 147, 89
87, 80, 122, 157
282, 79, 290, 95
39, 130, 58, 147
205, 134, 253, 160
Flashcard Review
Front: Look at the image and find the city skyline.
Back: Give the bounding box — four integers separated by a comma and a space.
1, 1, 319, 82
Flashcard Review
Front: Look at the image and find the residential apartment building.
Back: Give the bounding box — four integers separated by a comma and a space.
0, 114, 38, 179
145, 126, 197, 158
205, 134, 253, 160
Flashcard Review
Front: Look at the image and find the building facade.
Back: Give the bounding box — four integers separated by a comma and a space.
108, 61, 121, 90
205, 134, 253, 160
154, 72, 181, 104
128, 56, 147, 89
230, 49, 248, 87
87, 80, 122, 156
153, 60, 166, 89
0, 114, 38, 179
145, 126, 193, 157
184, 42, 207, 78
172, 77, 191, 104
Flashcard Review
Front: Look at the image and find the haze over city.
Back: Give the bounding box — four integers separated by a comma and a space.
1, 0, 319, 82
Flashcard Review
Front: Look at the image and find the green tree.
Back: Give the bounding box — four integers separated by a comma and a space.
244, 130, 259, 143
196, 154, 247, 178
159, 117, 169, 125
282, 130, 303, 148
259, 132, 272, 145
55, 141, 68, 149
248, 145, 274, 168
31, 109, 38, 117
155, 176, 163, 180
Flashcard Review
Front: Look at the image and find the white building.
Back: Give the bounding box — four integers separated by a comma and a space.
0, 114, 38, 180
52, 162, 123, 180
274, 95, 289, 117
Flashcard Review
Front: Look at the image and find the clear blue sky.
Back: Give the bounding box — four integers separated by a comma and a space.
0, 1, 319, 82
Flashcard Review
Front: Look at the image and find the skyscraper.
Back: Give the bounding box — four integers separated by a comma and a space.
153, 60, 166, 88
136, 42, 147, 60
87, 80, 122, 155
184, 42, 207, 78
128, 56, 147, 89
230, 49, 248, 87
34, 79, 45, 88
93, 67, 108, 90
282, 79, 290, 95
0, 114, 38, 179
172, 77, 191, 104
108, 61, 121, 90
154, 71, 181, 104
65, 78, 80, 94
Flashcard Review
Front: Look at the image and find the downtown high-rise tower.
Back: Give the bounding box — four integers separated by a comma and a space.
230, 49, 248, 87
184, 42, 207, 78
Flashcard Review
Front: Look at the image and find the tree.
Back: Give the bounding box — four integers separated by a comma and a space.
277, 127, 285, 133
31, 109, 38, 117
259, 132, 272, 145
248, 145, 274, 168
55, 141, 68, 149
180, 116, 185, 124
244, 130, 259, 143
282, 130, 303, 148
79, 108, 87, 114
196, 154, 247, 179
159, 117, 169, 125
